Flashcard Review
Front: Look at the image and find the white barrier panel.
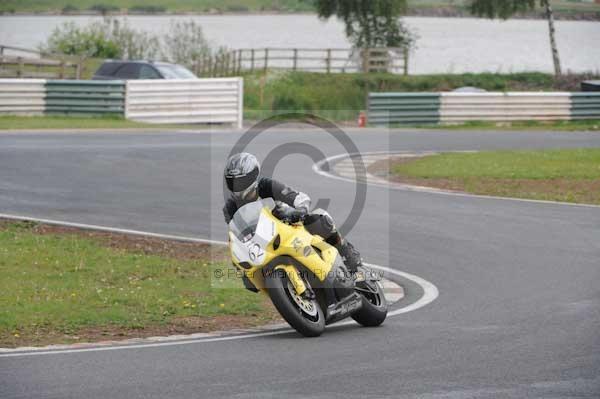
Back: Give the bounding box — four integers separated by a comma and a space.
126, 78, 243, 128
440, 92, 572, 122
0, 79, 46, 115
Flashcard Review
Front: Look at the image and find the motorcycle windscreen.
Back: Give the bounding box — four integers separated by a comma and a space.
229, 198, 275, 242
229, 198, 277, 266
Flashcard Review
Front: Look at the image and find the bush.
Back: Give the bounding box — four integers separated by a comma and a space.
161, 20, 212, 66
40, 17, 219, 65
108, 18, 160, 59
129, 5, 167, 14
42, 22, 120, 58
226, 5, 250, 12
41, 19, 159, 59
61, 4, 78, 14
88, 4, 120, 15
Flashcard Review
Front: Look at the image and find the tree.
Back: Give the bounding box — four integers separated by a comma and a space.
41, 18, 216, 66
41, 18, 159, 59
161, 20, 212, 66
468, 0, 561, 75
313, 0, 414, 49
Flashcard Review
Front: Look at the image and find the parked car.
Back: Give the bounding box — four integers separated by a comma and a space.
92, 60, 197, 80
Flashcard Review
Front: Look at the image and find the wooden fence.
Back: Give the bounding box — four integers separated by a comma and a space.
0, 45, 83, 79
193, 47, 409, 77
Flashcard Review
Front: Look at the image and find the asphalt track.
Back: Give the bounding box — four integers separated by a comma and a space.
1, 128, 599, 398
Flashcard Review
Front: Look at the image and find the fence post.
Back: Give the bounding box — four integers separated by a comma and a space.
17, 56, 23, 78
250, 49, 255, 72
263, 48, 269, 73
232, 51, 236, 75
193, 58, 200, 76
293, 49, 298, 71
59, 59, 65, 79
202, 54, 208, 76
403, 46, 409, 76
76, 57, 83, 79
326, 48, 331, 74
237, 49, 242, 74
226, 51, 231, 75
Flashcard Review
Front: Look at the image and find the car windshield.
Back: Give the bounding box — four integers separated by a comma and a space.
155, 64, 197, 79
229, 199, 275, 242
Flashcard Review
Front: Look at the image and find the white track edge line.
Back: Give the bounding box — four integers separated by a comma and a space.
313, 151, 600, 209
0, 213, 225, 246
0, 214, 438, 358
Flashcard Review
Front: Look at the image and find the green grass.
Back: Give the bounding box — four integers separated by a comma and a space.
0, 114, 206, 130
1, 0, 597, 14
419, 120, 600, 132
0, 115, 155, 130
407, 0, 600, 12
0, 0, 314, 13
390, 148, 600, 204
0, 222, 267, 346
394, 149, 600, 180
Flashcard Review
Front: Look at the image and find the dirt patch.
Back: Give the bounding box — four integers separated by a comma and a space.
368, 157, 600, 205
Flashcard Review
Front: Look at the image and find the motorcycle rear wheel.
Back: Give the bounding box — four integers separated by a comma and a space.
266, 271, 325, 337
352, 280, 388, 327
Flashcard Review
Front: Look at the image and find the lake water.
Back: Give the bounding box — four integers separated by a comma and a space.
0, 15, 598, 74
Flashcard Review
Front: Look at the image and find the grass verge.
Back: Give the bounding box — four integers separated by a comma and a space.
375, 149, 600, 205
0, 220, 279, 348
417, 120, 600, 132
0, 115, 205, 130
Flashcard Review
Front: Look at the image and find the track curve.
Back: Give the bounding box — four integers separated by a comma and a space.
1, 128, 599, 398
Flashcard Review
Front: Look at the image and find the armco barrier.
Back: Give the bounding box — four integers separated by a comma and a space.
571, 92, 600, 120
368, 92, 440, 125
0, 79, 46, 115
45, 80, 125, 115
368, 92, 600, 125
0, 78, 244, 127
126, 78, 243, 128
439, 92, 572, 123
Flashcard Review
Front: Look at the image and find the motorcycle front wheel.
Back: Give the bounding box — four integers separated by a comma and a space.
266, 271, 325, 337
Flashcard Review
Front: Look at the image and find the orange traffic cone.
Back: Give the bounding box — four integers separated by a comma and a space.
358, 111, 366, 128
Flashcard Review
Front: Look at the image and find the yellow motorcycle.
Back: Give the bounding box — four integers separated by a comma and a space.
228, 198, 387, 337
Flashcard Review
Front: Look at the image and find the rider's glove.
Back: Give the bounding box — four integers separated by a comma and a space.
273, 202, 307, 224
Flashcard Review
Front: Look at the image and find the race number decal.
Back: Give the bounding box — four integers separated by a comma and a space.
248, 242, 265, 264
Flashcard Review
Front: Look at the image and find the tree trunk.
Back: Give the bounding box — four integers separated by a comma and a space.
542, 0, 562, 76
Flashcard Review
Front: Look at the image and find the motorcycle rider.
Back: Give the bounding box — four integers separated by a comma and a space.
223, 152, 363, 273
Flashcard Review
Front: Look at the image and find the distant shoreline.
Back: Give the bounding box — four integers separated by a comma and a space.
1, 8, 598, 22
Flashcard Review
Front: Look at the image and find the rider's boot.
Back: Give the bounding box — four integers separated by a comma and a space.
337, 240, 363, 274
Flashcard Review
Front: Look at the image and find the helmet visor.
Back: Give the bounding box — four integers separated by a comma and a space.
225, 167, 259, 193
232, 181, 258, 202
